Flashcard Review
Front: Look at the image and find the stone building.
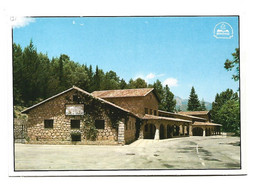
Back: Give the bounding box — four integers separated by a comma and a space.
22, 86, 221, 145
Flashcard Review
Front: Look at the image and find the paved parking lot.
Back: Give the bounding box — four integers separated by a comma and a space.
15, 136, 240, 170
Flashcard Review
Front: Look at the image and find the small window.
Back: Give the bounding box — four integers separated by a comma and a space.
154, 110, 157, 116
150, 109, 153, 115
71, 120, 80, 129
73, 94, 79, 102
145, 108, 148, 114
44, 120, 53, 129
95, 120, 105, 129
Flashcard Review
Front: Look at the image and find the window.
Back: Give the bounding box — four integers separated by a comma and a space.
95, 120, 105, 129
145, 108, 148, 114
71, 120, 80, 129
44, 120, 53, 129
73, 94, 79, 102
154, 110, 157, 116
150, 109, 153, 115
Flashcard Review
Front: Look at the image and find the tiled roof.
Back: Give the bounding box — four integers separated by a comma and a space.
178, 111, 209, 115
22, 86, 138, 118
158, 110, 206, 121
193, 121, 222, 126
142, 114, 191, 123
92, 88, 155, 99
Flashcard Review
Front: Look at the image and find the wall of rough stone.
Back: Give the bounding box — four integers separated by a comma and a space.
103, 92, 159, 117
26, 90, 120, 145
124, 116, 136, 144
14, 119, 27, 143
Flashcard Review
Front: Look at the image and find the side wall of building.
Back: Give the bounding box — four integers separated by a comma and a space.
104, 92, 159, 117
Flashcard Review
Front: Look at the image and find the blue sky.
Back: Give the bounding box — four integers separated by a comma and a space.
13, 16, 239, 102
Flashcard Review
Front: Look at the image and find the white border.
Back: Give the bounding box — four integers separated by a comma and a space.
2, 0, 259, 184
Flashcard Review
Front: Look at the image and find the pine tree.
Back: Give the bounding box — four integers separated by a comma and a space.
187, 86, 201, 111
200, 98, 207, 111
161, 85, 176, 112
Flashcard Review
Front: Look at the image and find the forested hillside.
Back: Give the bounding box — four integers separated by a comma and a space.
13, 41, 177, 112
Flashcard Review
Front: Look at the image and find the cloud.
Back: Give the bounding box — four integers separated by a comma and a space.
11, 17, 35, 28
72, 20, 76, 24
163, 78, 178, 87
145, 73, 165, 80
146, 73, 156, 79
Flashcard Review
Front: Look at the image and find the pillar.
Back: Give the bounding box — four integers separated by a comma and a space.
138, 124, 144, 139
154, 125, 160, 140
203, 128, 206, 137
189, 125, 193, 136
179, 125, 183, 136
118, 121, 125, 145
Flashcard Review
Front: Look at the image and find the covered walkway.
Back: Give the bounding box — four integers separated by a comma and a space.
192, 121, 222, 136
139, 114, 192, 140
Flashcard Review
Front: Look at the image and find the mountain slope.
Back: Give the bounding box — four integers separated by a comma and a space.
175, 96, 212, 111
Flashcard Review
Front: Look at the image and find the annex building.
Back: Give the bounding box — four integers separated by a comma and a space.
22, 86, 221, 145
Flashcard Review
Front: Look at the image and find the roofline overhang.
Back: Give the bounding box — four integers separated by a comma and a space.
158, 110, 207, 121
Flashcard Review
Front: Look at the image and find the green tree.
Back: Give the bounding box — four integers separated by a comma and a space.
13, 43, 24, 105
200, 98, 207, 111
217, 100, 240, 135
93, 65, 101, 91
161, 85, 176, 112
187, 86, 201, 111
152, 80, 164, 110
224, 48, 239, 82
128, 78, 147, 88
22, 40, 41, 105
211, 89, 238, 122
119, 79, 128, 89
101, 71, 120, 90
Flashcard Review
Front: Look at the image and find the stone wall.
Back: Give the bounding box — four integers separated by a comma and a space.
14, 119, 27, 143
124, 116, 136, 144
26, 90, 122, 145
104, 92, 159, 117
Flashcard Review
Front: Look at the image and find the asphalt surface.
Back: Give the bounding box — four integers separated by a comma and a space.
14, 136, 241, 170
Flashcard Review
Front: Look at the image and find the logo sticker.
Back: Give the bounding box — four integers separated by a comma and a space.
213, 22, 233, 39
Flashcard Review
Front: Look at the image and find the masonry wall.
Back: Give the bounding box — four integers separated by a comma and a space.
26, 90, 119, 145
104, 92, 159, 117
124, 116, 136, 144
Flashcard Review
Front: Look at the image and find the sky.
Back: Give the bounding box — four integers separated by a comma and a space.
12, 16, 239, 102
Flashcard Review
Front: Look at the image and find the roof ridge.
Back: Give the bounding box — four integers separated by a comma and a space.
92, 87, 153, 93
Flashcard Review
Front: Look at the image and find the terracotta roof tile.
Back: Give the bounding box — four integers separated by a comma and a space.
142, 114, 191, 123
158, 110, 206, 121
92, 88, 154, 98
178, 111, 209, 115
193, 121, 222, 126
